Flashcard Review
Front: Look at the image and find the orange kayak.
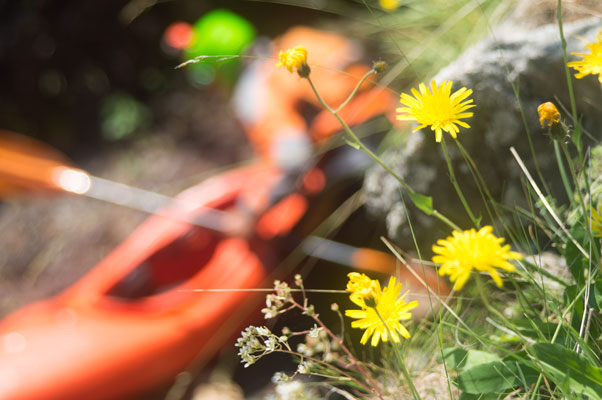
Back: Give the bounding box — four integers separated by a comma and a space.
0, 162, 286, 400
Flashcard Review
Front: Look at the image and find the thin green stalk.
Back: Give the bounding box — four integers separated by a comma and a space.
306, 76, 408, 189
554, 140, 575, 206
560, 142, 581, 205
474, 274, 504, 322
441, 137, 480, 227
373, 308, 422, 400
453, 139, 497, 225
557, 0, 582, 161
396, 195, 455, 399
335, 68, 376, 113
432, 210, 462, 231
474, 274, 527, 343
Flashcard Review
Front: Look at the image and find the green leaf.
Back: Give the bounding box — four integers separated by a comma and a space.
531, 343, 602, 400
408, 190, 433, 215
456, 360, 538, 394
442, 348, 501, 372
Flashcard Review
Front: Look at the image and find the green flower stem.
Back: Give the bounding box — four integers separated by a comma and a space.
433, 210, 462, 231
559, 141, 582, 205
335, 68, 377, 113
474, 274, 521, 338
557, 0, 582, 160
373, 307, 421, 400
454, 141, 503, 225
474, 273, 496, 315
554, 140, 575, 206
305, 75, 461, 232
441, 137, 480, 228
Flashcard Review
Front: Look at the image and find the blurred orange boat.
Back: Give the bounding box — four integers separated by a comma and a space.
0, 162, 287, 399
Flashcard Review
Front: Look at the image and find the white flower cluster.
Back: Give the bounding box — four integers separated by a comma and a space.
296, 361, 311, 374
261, 280, 294, 319
267, 376, 318, 400
296, 328, 339, 363
267, 380, 306, 400
235, 325, 288, 368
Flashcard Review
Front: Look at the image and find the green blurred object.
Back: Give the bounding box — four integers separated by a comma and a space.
184, 9, 256, 87
101, 92, 151, 141
186, 9, 255, 58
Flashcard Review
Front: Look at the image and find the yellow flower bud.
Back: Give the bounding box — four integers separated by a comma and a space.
537, 102, 561, 128
275, 45, 310, 77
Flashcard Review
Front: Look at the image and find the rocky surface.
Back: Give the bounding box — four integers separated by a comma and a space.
364, 17, 602, 250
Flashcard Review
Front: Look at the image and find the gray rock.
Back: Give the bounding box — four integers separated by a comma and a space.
364, 17, 602, 250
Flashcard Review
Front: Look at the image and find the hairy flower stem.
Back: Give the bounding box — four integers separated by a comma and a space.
373, 308, 422, 400
557, 0, 582, 160
335, 69, 377, 113
289, 298, 385, 399
474, 274, 525, 342
553, 141, 574, 206
305, 75, 461, 232
441, 137, 480, 227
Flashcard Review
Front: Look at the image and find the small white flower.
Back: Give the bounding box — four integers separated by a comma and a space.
262, 308, 278, 319
272, 372, 290, 384
309, 324, 320, 338
242, 354, 255, 368
297, 361, 310, 374
265, 337, 277, 352
297, 343, 313, 357
256, 326, 270, 336
275, 381, 304, 399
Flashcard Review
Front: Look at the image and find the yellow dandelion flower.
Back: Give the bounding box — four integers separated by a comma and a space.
396, 80, 475, 143
275, 45, 308, 73
568, 29, 602, 83
590, 205, 602, 237
346, 272, 378, 304
345, 277, 418, 347
537, 102, 561, 128
432, 226, 522, 291
379, 0, 401, 11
